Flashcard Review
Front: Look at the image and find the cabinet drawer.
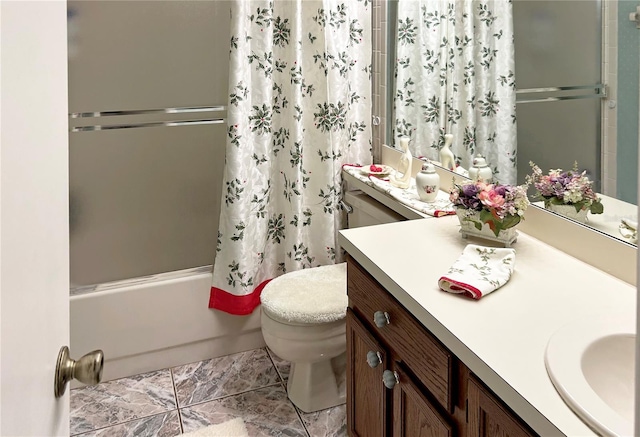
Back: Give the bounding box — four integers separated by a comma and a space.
347, 259, 454, 412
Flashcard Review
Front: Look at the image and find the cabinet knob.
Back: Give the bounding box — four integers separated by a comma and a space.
382, 370, 399, 389
373, 311, 390, 328
366, 351, 383, 368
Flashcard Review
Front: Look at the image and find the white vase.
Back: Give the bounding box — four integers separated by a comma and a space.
439, 134, 455, 171
455, 208, 518, 247
468, 154, 493, 183
391, 137, 412, 189
415, 162, 440, 202
545, 202, 588, 223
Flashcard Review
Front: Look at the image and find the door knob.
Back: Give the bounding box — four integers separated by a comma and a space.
54, 346, 104, 398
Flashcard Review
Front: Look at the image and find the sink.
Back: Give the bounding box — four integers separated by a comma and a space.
545, 314, 636, 437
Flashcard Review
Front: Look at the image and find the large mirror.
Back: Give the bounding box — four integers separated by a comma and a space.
382, 0, 639, 245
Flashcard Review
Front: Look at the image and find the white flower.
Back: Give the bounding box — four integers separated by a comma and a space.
563, 189, 583, 204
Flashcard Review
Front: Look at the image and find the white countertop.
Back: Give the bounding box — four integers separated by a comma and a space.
338, 217, 636, 436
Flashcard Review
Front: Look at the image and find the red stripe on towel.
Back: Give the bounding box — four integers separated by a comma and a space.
434, 210, 456, 217
209, 279, 273, 315
439, 276, 483, 300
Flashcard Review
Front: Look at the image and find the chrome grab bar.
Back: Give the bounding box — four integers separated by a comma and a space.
70, 118, 226, 132
516, 84, 606, 94
70, 105, 226, 119
516, 84, 606, 105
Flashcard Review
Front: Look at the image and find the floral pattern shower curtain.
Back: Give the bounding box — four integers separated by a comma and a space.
394, 0, 517, 184
210, 0, 372, 315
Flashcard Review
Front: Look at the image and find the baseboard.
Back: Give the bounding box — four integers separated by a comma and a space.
72, 328, 266, 388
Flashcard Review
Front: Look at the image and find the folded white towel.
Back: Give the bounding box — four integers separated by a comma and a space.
438, 244, 516, 300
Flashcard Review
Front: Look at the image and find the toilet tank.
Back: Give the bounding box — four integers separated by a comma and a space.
344, 190, 405, 228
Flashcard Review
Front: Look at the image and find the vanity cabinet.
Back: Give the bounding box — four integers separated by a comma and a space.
467, 376, 535, 437
346, 309, 453, 437
391, 360, 454, 437
346, 308, 388, 437
346, 258, 537, 437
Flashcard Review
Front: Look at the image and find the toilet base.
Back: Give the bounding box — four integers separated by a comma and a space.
287, 355, 346, 413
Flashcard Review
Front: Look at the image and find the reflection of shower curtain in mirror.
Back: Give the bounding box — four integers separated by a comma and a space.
393, 0, 517, 184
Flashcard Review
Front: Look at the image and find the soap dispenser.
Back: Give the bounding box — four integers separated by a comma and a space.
391, 136, 412, 189
468, 154, 493, 183
415, 161, 440, 203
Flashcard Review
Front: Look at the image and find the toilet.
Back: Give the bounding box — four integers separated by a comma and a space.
260, 190, 403, 412
260, 263, 348, 413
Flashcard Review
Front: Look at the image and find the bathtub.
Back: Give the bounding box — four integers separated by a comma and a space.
70, 266, 265, 385
70, 191, 400, 385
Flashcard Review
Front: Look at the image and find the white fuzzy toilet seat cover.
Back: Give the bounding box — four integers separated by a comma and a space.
260, 263, 347, 324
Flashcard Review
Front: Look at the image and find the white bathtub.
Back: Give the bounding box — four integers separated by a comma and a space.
70, 191, 398, 385
70, 267, 265, 385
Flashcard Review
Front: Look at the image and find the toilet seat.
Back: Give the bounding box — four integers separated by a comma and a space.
260, 263, 347, 325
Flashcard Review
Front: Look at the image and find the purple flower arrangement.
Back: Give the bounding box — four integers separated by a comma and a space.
526, 162, 603, 214
450, 180, 529, 237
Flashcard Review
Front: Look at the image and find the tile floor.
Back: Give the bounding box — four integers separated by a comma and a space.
70, 347, 347, 437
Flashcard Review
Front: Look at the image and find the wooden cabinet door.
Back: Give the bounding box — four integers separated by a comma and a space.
467, 376, 537, 437
347, 309, 389, 437
392, 363, 453, 437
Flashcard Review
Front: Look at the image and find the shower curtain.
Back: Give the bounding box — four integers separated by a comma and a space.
393, 0, 517, 184
209, 0, 372, 315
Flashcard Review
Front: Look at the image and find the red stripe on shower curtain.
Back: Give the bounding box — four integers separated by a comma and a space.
208, 278, 273, 315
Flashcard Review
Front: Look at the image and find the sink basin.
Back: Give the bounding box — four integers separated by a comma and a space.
545, 314, 636, 437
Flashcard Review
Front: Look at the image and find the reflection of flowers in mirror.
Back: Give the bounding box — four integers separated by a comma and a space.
449, 180, 530, 237
526, 161, 604, 215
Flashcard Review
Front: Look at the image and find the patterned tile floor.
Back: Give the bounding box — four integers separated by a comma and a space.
70, 347, 347, 437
